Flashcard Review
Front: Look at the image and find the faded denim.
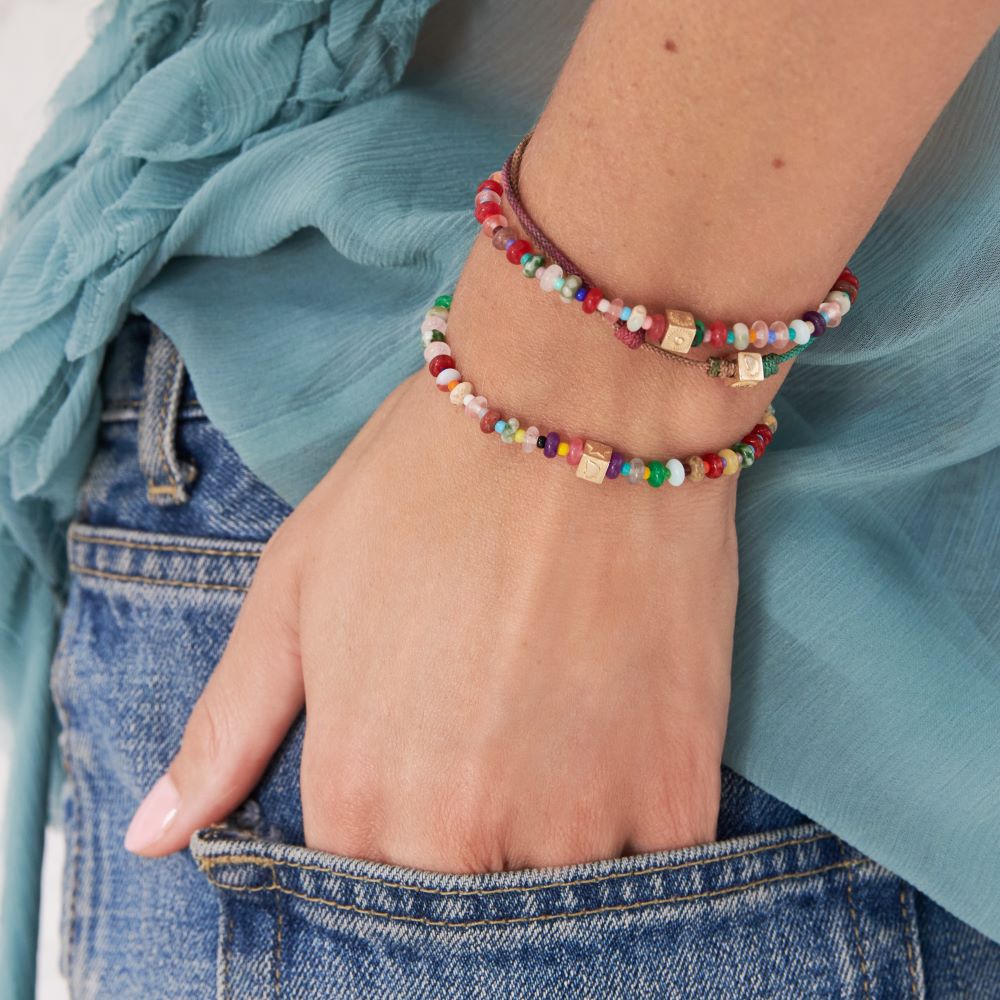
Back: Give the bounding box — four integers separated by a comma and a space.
51, 319, 1000, 998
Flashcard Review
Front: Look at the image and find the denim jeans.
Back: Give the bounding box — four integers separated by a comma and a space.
51, 317, 1000, 998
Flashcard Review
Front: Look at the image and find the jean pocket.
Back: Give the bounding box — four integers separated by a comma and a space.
192, 821, 925, 999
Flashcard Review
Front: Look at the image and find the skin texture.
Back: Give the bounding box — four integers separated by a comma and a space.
125, 0, 1000, 868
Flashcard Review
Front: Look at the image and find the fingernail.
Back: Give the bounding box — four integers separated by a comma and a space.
124, 774, 181, 853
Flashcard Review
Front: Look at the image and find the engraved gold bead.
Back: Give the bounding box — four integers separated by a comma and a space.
661, 310, 697, 354
576, 440, 612, 484
730, 351, 765, 388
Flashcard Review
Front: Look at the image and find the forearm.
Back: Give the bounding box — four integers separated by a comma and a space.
449, 0, 999, 457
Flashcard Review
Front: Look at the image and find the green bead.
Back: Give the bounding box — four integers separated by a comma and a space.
647, 460, 666, 488
434, 295, 453, 309
522, 254, 544, 278
430, 331, 446, 342
734, 443, 754, 467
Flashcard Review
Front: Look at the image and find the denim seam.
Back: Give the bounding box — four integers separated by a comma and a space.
51, 602, 84, 990
68, 563, 249, 593
222, 912, 233, 1000
274, 891, 283, 998
68, 530, 263, 559
841, 839, 873, 999
897, 884, 920, 997
197, 830, 835, 897
203, 858, 872, 928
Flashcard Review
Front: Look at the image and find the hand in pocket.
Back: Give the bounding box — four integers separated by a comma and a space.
123, 360, 738, 872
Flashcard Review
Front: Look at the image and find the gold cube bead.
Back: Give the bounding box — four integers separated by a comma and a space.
576, 440, 612, 484
662, 310, 697, 354
730, 351, 765, 388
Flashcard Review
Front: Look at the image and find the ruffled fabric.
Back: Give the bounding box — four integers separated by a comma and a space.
0, 2, 438, 995
1, 1, 998, 996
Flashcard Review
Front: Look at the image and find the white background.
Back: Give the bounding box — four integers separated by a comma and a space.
1, 2, 101, 995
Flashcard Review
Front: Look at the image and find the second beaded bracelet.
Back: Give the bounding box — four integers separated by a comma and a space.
421, 295, 778, 488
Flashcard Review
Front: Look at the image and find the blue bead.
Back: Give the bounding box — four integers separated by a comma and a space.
504, 238, 516, 250
726, 330, 735, 344
768, 330, 776, 343
620, 306, 632, 322
621, 462, 632, 476
575, 285, 589, 302
495, 420, 506, 433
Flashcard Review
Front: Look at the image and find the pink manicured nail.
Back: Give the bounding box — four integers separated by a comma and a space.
124, 774, 180, 853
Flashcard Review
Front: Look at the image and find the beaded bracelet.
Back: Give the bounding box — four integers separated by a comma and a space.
474, 132, 859, 387
422, 295, 777, 487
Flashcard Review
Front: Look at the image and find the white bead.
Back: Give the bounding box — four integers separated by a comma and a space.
462, 393, 475, 407
423, 341, 451, 362
597, 299, 610, 313
420, 315, 447, 336
435, 368, 460, 386
522, 426, 539, 454
732, 323, 750, 350
789, 319, 811, 345
626, 304, 647, 333
666, 458, 685, 486
539, 264, 564, 293
450, 381, 472, 405
829, 290, 851, 315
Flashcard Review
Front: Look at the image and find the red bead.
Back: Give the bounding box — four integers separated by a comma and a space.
475, 201, 503, 223
752, 424, 773, 445
480, 409, 501, 433
708, 321, 727, 347
647, 313, 666, 345
428, 355, 454, 378
702, 453, 724, 479
582, 288, 603, 314
506, 239, 531, 264
838, 269, 859, 290
742, 435, 765, 459
477, 179, 503, 196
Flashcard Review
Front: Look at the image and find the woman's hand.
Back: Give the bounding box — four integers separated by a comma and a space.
122, 240, 763, 869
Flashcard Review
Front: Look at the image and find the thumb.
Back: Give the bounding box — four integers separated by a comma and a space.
124, 540, 305, 856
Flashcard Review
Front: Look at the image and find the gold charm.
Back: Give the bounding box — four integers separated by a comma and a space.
661, 310, 697, 354
576, 440, 612, 484
730, 351, 765, 388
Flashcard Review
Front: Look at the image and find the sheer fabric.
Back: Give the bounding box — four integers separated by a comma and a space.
1, 0, 997, 993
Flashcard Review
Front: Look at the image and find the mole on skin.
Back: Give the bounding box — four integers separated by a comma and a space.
772, 157, 785, 169
663, 38, 678, 52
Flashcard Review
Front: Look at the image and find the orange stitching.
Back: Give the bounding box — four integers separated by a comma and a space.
200, 858, 870, 928
841, 841, 873, 999
69, 563, 248, 593
68, 527, 264, 560
196, 830, 834, 898
897, 885, 920, 997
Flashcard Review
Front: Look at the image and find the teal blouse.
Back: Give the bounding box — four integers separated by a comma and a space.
1, 2, 998, 995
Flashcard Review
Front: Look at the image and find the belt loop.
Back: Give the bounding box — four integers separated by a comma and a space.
138, 323, 198, 506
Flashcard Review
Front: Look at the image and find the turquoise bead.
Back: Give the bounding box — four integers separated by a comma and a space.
620, 306, 632, 322
621, 462, 632, 476
495, 420, 506, 433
